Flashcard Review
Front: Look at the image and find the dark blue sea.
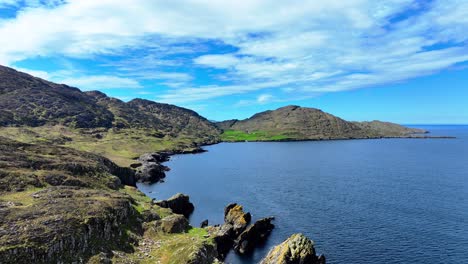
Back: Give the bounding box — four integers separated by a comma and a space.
138, 125, 468, 264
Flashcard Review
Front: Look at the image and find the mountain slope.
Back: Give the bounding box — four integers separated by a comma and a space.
218, 105, 425, 141
0, 65, 220, 140
0, 65, 114, 128
85, 91, 220, 141
0, 65, 220, 166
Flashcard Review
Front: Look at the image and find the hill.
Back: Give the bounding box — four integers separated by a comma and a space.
0, 65, 220, 166
217, 105, 426, 141
0, 65, 113, 128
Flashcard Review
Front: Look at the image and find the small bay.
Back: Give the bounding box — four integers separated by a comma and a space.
138, 125, 468, 264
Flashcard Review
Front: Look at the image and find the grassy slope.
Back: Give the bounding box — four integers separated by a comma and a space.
0, 126, 204, 167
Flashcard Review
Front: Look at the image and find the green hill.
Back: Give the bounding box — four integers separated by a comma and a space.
217, 105, 426, 141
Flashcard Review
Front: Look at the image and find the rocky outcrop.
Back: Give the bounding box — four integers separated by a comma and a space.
186, 241, 218, 264
210, 224, 235, 259
154, 193, 195, 218
155, 214, 190, 233
260, 233, 326, 264
134, 153, 170, 183
209, 203, 274, 259
200, 219, 209, 228
224, 203, 251, 235
234, 217, 275, 254
0, 187, 138, 264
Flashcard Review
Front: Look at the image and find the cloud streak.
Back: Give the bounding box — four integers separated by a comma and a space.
0, 0, 467, 103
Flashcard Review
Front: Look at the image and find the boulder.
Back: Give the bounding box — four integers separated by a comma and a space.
133, 152, 171, 184
154, 193, 194, 218
135, 163, 167, 183
260, 233, 325, 264
209, 224, 235, 259
156, 214, 190, 233
224, 203, 251, 235
234, 217, 275, 254
138, 152, 170, 163
200, 219, 209, 228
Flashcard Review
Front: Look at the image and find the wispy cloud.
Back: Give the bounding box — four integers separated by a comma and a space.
59, 76, 142, 91
0, 0, 467, 103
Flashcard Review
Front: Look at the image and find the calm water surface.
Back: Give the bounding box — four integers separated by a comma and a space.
138, 126, 468, 264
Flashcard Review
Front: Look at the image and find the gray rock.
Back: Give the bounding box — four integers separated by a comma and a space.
154, 193, 194, 218
187, 241, 218, 264
156, 214, 190, 233
234, 217, 275, 254
200, 219, 209, 228
260, 233, 325, 264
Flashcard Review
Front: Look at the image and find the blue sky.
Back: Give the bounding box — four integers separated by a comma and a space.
0, 0, 467, 124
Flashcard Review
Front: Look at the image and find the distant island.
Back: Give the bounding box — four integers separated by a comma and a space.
0, 65, 443, 263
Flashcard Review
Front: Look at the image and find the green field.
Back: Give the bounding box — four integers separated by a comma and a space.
221, 130, 290, 142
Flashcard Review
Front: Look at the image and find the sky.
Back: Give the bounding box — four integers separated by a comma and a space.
0, 0, 467, 124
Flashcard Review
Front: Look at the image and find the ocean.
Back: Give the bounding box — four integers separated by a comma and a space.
138, 125, 468, 263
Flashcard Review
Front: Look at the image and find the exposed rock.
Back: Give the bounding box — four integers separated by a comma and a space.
156, 214, 190, 233
141, 210, 161, 222
44, 174, 67, 186
129, 162, 142, 168
135, 162, 167, 183
234, 217, 275, 254
224, 203, 251, 235
134, 152, 171, 184
138, 152, 170, 163
209, 224, 235, 259
0, 187, 138, 264
106, 176, 122, 190
260, 233, 325, 264
186, 241, 218, 264
200, 219, 209, 228
154, 193, 194, 218
211, 204, 274, 259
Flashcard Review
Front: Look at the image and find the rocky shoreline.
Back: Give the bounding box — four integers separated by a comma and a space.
133, 150, 326, 263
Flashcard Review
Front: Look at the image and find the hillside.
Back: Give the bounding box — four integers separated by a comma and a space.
0, 65, 220, 166
0, 65, 114, 128
218, 105, 426, 141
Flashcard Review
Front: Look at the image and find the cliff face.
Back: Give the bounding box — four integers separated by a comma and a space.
218, 105, 426, 141
0, 136, 218, 263
0, 136, 138, 263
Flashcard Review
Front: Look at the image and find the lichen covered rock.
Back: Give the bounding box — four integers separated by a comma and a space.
260, 233, 325, 264
224, 203, 251, 235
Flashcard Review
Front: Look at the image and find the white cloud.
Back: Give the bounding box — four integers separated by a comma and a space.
59, 75, 142, 91
194, 54, 240, 69
257, 94, 273, 104
0, 0, 467, 103
15, 67, 51, 79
